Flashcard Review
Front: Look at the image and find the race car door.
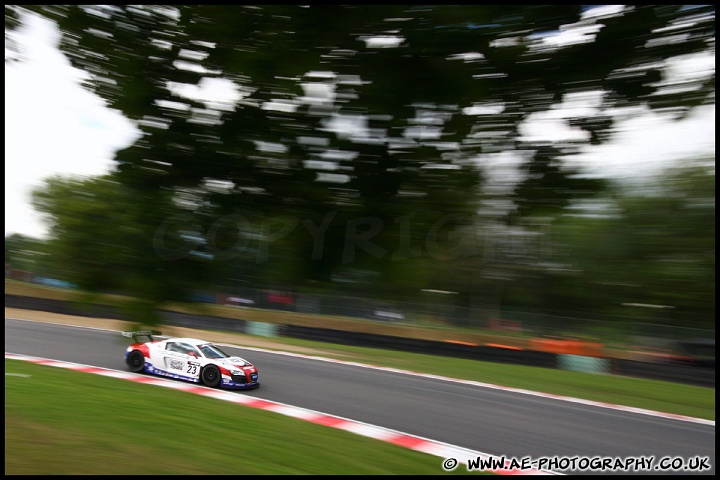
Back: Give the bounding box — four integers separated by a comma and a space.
163, 341, 202, 381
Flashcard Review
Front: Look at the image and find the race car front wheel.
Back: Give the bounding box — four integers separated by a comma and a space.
201, 365, 221, 388
127, 350, 145, 373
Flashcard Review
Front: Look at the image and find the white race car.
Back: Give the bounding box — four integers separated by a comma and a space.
123, 331, 259, 389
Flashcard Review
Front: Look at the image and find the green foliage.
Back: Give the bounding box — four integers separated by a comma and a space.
550, 160, 715, 329
5, 233, 46, 274
510, 145, 610, 222
5, 6, 715, 329
29, 174, 219, 326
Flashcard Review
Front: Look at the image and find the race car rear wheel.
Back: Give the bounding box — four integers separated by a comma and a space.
201, 365, 221, 388
127, 350, 145, 373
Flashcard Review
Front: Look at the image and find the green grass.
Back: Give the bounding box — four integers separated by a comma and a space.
4, 359, 487, 475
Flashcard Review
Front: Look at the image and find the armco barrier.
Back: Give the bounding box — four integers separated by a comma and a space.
5, 294, 714, 388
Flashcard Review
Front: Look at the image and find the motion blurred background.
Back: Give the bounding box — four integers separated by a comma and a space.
5, 5, 715, 365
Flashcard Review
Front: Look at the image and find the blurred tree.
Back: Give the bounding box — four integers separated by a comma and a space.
5, 5, 715, 318
4, 233, 47, 275
510, 144, 610, 223
549, 159, 715, 330
31, 174, 220, 327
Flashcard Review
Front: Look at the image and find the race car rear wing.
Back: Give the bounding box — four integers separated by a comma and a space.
122, 330, 162, 342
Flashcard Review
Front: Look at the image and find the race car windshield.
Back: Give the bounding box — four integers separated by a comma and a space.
198, 344, 230, 359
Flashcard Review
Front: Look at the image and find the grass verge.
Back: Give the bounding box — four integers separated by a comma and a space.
4, 359, 486, 475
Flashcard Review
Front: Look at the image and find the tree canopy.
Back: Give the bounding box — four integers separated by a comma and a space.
5, 5, 715, 328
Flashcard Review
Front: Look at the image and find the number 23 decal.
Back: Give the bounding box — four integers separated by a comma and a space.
187, 363, 199, 375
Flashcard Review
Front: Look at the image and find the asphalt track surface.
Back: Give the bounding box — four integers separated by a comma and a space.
5, 317, 715, 475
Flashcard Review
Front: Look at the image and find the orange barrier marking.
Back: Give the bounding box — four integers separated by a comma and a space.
486, 343, 524, 351
444, 340, 478, 347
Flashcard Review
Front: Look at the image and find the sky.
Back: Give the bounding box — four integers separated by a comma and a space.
5, 12, 139, 239
4, 8, 716, 239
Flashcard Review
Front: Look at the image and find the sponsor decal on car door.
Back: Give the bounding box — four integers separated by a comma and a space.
161, 343, 201, 380
163, 350, 186, 373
